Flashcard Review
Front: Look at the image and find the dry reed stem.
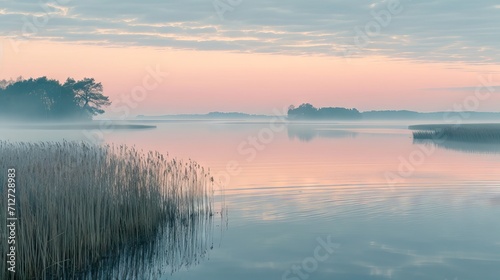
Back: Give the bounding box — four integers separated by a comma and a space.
0, 141, 215, 279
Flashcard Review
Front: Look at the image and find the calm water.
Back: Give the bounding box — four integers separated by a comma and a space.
3, 121, 500, 279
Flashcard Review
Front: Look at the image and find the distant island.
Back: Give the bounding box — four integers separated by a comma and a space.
137, 103, 500, 121
288, 103, 500, 121
287, 103, 362, 120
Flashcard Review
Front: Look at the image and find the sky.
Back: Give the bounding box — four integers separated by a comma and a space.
1, 0, 500, 116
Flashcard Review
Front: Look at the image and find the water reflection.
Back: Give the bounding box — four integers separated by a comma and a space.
413, 138, 500, 154
287, 124, 357, 142
3, 122, 500, 279
82, 210, 224, 279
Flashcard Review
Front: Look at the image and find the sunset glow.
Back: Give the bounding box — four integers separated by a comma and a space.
2, 41, 499, 116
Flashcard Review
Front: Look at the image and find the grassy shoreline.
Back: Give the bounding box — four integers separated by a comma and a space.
0, 141, 213, 279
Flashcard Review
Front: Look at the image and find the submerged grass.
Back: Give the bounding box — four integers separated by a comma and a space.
0, 141, 214, 279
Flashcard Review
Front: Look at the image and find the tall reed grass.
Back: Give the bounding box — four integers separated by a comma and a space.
0, 141, 215, 279
82, 206, 216, 279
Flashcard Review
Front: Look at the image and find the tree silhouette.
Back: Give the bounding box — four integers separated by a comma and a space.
288, 103, 361, 120
288, 103, 318, 119
0, 77, 111, 121
64, 78, 111, 118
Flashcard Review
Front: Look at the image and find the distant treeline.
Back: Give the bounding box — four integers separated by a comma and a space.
137, 111, 270, 120
363, 110, 500, 120
288, 103, 500, 120
288, 103, 362, 120
0, 77, 111, 121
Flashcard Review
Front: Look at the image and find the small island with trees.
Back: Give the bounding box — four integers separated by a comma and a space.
287, 103, 500, 144
287, 103, 500, 121
0, 77, 155, 130
0, 77, 110, 121
287, 103, 362, 120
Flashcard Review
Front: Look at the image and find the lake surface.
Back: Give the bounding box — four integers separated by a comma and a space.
2, 120, 500, 279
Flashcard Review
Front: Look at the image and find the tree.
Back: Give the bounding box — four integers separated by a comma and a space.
0, 77, 83, 120
64, 78, 111, 118
0, 79, 14, 89
39, 77, 82, 119
0, 76, 111, 121
288, 103, 318, 119
287, 103, 362, 120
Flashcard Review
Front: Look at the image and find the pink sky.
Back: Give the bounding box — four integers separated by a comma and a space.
2, 41, 500, 116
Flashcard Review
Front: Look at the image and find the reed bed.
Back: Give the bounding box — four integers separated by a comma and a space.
82, 208, 216, 279
0, 141, 215, 279
413, 138, 500, 154
411, 124, 500, 143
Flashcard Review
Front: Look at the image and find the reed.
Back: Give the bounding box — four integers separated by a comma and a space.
413, 138, 500, 154
0, 141, 214, 279
411, 124, 500, 143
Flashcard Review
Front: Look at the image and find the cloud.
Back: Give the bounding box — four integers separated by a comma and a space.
1, 0, 500, 64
